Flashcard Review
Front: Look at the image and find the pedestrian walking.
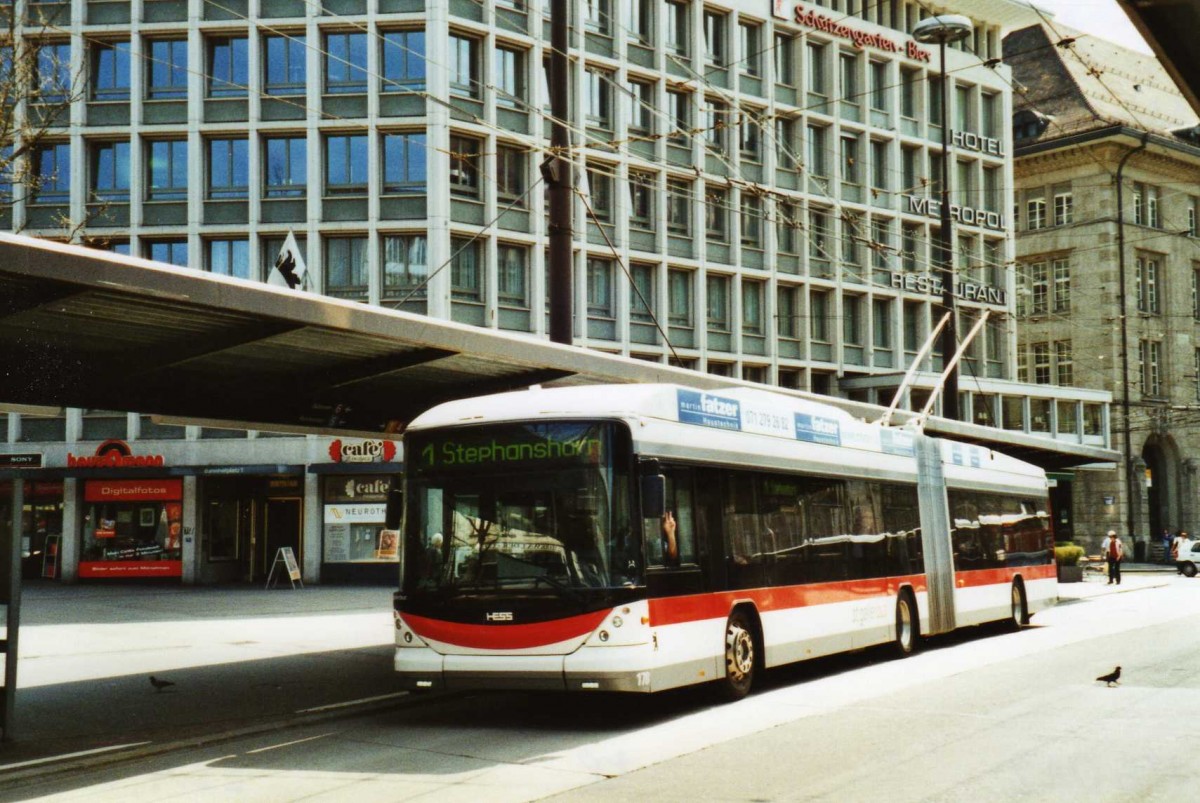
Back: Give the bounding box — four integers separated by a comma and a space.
1172, 530, 1189, 574
1100, 530, 1124, 585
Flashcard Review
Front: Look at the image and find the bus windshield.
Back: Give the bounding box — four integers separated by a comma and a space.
403, 421, 638, 595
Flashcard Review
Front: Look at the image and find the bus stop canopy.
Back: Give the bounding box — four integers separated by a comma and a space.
0, 233, 1118, 470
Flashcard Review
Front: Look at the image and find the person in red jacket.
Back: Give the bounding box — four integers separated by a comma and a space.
1100, 530, 1124, 585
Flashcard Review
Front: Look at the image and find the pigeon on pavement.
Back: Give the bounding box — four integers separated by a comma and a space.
149, 675, 176, 693
1095, 666, 1121, 687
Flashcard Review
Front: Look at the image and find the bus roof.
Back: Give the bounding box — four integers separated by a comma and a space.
405, 384, 1046, 485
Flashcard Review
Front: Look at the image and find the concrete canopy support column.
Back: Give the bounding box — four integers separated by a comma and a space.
303, 472, 321, 584
59, 478, 81, 583
181, 476, 199, 584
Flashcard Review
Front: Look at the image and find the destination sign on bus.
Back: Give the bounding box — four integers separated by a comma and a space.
413, 423, 606, 473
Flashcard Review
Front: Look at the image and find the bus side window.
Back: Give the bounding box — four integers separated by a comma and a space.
645, 468, 697, 567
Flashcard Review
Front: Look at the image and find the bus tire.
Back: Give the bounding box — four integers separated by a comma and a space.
718, 610, 756, 701
1009, 580, 1029, 629
894, 591, 919, 657
1183, 562, 1197, 578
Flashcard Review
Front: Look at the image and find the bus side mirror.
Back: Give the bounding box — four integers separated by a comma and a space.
385, 488, 404, 530
641, 474, 666, 519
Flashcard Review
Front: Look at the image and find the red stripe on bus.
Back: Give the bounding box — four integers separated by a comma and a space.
954, 564, 1056, 587
403, 609, 610, 650
649, 574, 929, 627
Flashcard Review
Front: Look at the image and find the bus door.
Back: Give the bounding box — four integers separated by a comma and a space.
915, 434, 956, 634
645, 466, 705, 596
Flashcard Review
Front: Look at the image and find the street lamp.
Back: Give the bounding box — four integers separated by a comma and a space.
913, 14, 973, 421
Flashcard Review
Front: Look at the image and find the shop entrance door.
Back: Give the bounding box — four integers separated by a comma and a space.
261, 498, 302, 580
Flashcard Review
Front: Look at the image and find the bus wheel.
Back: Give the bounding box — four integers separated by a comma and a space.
1183, 562, 1197, 578
894, 592, 919, 657
1009, 581, 1029, 629
719, 611, 756, 701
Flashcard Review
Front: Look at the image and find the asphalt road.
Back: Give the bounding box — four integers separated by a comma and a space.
5, 575, 1198, 802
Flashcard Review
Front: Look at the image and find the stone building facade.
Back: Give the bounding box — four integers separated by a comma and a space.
1007, 22, 1200, 555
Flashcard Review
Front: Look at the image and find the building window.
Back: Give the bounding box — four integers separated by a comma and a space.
739, 109, 761, 161
626, 0, 653, 43
90, 140, 130, 202
626, 77, 654, 135
1028, 262, 1048, 315
586, 163, 613, 222
450, 237, 482, 301
1195, 348, 1200, 402
146, 239, 188, 267
1052, 258, 1070, 312
809, 208, 830, 265
382, 132, 427, 195
1191, 199, 1199, 238
777, 284, 798, 339
1148, 186, 1160, 228
1055, 341, 1073, 386
810, 290, 829, 342
741, 279, 764, 335
93, 41, 131, 101
706, 273, 730, 331
871, 219, 891, 270
208, 36, 247, 98
629, 170, 654, 229
870, 139, 887, 193
381, 30, 427, 92
702, 97, 729, 153
668, 89, 691, 140
665, 1, 689, 56
900, 67, 918, 118
777, 200, 798, 254
739, 21, 761, 76
448, 135, 481, 198
1053, 192, 1073, 226
901, 224, 919, 271
497, 243, 528, 308
325, 134, 368, 195
382, 234, 427, 299
1032, 342, 1050, 384
630, 262, 655, 322
208, 138, 249, 199
496, 144, 526, 205
1193, 264, 1200, 319
741, 194, 762, 248
840, 53, 858, 106
264, 35, 306, 95
806, 42, 826, 95
207, 238, 249, 279
585, 0, 612, 35
842, 295, 862, 346
587, 257, 614, 317
928, 76, 942, 127
325, 32, 368, 94
1136, 255, 1160, 314
449, 34, 479, 98
983, 166, 1000, 213
807, 124, 827, 177
954, 83, 971, 131
703, 10, 725, 66
668, 268, 692, 327
667, 178, 691, 234
585, 68, 613, 131
775, 32, 794, 85
775, 117, 796, 169
324, 237, 369, 297
903, 301, 921, 353
495, 46, 525, 109
1139, 339, 1162, 396
705, 186, 728, 241
146, 140, 188, 201
147, 39, 187, 99
264, 136, 307, 198
1026, 198, 1046, 230
872, 298, 891, 349
981, 92, 999, 138
869, 60, 887, 111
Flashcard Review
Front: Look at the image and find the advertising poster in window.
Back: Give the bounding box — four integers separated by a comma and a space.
322, 476, 397, 564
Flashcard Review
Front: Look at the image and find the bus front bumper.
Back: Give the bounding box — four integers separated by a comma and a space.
394, 645, 657, 693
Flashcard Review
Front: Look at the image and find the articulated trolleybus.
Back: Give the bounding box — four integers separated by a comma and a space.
392, 384, 1055, 699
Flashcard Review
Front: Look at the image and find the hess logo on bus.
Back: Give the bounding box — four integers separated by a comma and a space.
486, 611, 514, 622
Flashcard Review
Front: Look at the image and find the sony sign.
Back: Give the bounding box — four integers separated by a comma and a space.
889, 272, 1008, 307
906, 195, 1006, 232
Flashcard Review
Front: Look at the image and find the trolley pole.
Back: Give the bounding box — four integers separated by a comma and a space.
546, 1, 573, 345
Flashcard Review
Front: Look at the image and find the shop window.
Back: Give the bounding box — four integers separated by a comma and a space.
323, 475, 399, 564
80, 480, 183, 577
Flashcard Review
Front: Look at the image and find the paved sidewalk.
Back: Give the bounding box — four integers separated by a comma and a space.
0, 568, 1179, 780
1, 581, 407, 775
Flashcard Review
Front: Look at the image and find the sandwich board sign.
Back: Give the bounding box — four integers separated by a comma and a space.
266, 546, 304, 589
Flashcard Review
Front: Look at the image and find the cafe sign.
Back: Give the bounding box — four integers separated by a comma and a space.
328, 438, 398, 464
